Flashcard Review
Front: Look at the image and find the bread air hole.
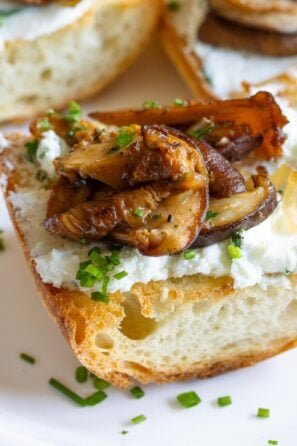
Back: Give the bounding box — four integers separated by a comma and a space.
95, 333, 114, 350
121, 361, 153, 378
120, 295, 157, 340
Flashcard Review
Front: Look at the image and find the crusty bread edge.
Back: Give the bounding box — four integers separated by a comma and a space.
1, 138, 297, 388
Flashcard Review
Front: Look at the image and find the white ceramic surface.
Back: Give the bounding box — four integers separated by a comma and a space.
0, 40, 296, 446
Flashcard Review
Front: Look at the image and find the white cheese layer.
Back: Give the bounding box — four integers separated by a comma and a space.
0, 0, 98, 49
196, 42, 297, 98
36, 130, 69, 179
9, 186, 296, 293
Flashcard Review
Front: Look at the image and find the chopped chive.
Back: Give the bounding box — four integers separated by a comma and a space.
132, 208, 145, 218
88, 246, 101, 257
85, 390, 107, 406
187, 124, 213, 140
130, 386, 145, 399
79, 238, 87, 245
231, 229, 244, 248
91, 291, 109, 304
20, 353, 35, 364
142, 100, 159, 110
75, 366, 88, 383
284, 268, 291, 275
173, 98, 186, 107
183, 249, 196, 260
115, 127, 134, 149
167, 1, 181, 12
268, 441, 278, 445
227, 244, 241, 260
49, 378, 86, 406
25, 139, 39, 163
177, 391, 201, 408
92, 376, 111, 390
206, 210, 219, 220
121, 430, 128, 435
257, 408, 270, 418
131, 414, 146, 424
38, 118, 52, 131
217, 396, 232, 407
109, 250, 121, 266
64, 101, 81, 125
113, 271, 128, 280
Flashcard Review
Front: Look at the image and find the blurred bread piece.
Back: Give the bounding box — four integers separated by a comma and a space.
161, 0, 297, 98
1, 139, 297, 388
0, 0, 162, 122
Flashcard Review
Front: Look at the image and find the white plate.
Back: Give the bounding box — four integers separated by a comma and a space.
0, 40, 296, 446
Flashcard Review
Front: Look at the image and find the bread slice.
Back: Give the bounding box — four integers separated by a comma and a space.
161, 0, 297, 98
0, 0, 162, 122
1, 137, 297, 388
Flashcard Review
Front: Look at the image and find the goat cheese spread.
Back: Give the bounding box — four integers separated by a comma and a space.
196, 42, 297, 98
0, 0, 97, 50
9, 92, 297, 293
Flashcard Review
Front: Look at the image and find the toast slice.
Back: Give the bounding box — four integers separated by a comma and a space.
0, 0, 162, 122
161, 0, 297, 98
1, 133, 297, 388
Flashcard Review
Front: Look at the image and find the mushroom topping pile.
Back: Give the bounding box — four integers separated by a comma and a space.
37, 92, 285, 256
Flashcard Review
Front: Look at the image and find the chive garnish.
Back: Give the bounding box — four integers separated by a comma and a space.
231, 229, 244, 248
177, 391, 201, 408
25, 139, 39, 163
64, 101, 81, 125
217, 396, 232, 407
20, 353, 35, 364
206, 210, 219, 220
130, 386, 145, 399
121, 430, 128, 435
85, 390, 107, 406
49, 378, 86, 406
131, 414, 146, 424
167, 1, 181, 12
75, 366, 88, 383
173, 98, 186, 107
187, 124, 213, 140
268, 441, 278, 445
38, 118, 52, 131
92, 376, 111, 390
76, 248, 122, 299
227, 245, 241, 259
91, 291, 109, 303
142, 100, 159, 110
115, 127, 134, 149
183, 249, 196, 260
132, 208, 145, 218
113, 271, 128, 280
257, 408, 270, 418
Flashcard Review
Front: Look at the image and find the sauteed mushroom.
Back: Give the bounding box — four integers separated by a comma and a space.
194, 175, 278, 247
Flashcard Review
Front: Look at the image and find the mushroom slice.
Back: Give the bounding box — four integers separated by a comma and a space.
130, 125, 208, 185
90, 92, 287, 159
44, 184, 171, 242
194, 175, 277, 247
198, 11, 297, 57
46, 177, 95, 218
112, 187, 208, 256
169, 128, 246, 198
54, 138, 143, 189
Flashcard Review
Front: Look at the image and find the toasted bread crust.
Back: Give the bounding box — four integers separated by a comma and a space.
1, 137, 297, 388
